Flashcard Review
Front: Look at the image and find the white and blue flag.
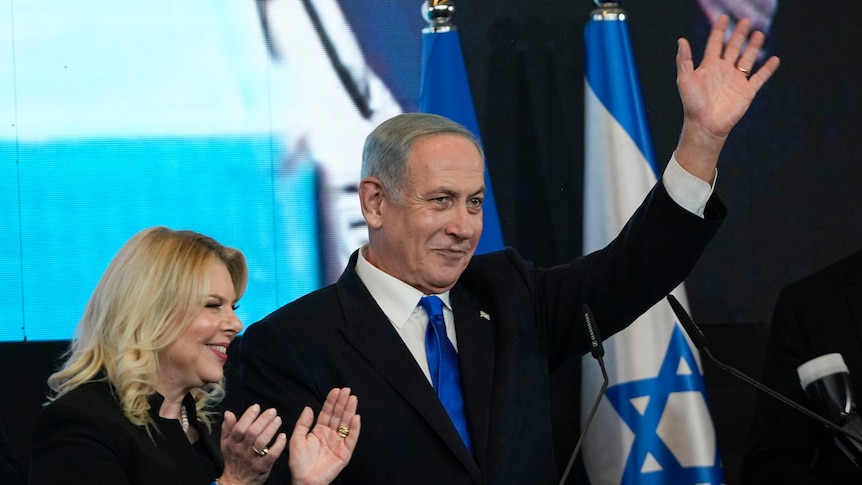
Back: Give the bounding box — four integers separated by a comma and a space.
580, 6, 725, 484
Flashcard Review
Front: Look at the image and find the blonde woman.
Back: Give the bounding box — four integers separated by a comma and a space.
30, 227, 360, 485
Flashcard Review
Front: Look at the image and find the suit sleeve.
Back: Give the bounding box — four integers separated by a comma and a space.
740, 289, 835, 485
29, 401, 132, 485
539, 182, 724, 368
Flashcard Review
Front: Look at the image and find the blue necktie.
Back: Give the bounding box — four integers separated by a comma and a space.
419, 295, 473, 453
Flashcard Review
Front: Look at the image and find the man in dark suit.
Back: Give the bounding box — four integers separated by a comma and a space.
742, 249, 862, 484
240, 16, 779, 484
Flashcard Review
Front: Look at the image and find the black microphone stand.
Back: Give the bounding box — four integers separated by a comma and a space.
559, 305, 609, 485
666, 294, 862, 448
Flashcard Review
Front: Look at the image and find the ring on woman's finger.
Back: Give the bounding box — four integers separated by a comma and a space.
735, 65, 751, 78
252, 445, 269, 457
337, 425, 350, 438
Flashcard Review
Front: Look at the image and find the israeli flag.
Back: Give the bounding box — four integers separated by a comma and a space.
580, 6, 725, 485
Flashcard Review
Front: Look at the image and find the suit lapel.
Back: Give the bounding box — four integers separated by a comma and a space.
335, 261, 481, 478
451, 285, 496, 468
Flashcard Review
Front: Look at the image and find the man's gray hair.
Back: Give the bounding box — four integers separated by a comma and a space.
361, 113, 484, 202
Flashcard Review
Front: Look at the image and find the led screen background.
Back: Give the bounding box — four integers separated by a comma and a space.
5, 1, 862, 341
1, 0, 425, 341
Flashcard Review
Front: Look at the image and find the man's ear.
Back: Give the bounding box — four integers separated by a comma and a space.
359, 177, 385, 229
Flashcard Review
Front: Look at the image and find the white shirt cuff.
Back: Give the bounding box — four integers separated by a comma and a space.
662, 153, 716, 218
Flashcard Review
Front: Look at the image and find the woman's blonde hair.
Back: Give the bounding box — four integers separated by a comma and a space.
47, 227, 248, 430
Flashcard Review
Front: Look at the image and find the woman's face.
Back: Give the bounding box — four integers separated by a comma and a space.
157, 260, 242, 398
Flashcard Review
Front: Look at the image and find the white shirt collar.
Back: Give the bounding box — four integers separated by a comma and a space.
355, 245, 452, 329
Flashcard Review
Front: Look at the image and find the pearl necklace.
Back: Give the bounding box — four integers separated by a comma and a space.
180, 405, 190, 433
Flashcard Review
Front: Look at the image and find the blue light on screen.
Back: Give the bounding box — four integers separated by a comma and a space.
1, 136, 320, 341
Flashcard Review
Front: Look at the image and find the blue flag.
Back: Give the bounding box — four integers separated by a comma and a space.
419, 24, 505, 254
580, 7, 725, 485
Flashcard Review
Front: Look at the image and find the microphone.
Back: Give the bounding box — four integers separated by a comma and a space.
559, 304, 609, 485
798, 353, 862, 466
665, 294, 862, 450
798, 354, 856, 423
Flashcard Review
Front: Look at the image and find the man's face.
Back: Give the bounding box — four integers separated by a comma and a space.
370, 133, 485, 294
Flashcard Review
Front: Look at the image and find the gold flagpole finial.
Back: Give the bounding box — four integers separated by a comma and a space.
591, 1, 626, 21
423, 0, 457, 33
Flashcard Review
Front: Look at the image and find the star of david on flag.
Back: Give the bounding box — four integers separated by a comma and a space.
604, 325, 724, 484
579, 4, 725, 484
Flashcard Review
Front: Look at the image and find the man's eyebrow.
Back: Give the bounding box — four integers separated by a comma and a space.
424, 186, 485, 198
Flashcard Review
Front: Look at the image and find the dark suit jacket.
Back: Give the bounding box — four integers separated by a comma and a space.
240, 183, 724, 484
30, 380, 223, 485
742, 249, 862, 485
